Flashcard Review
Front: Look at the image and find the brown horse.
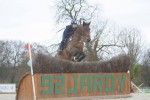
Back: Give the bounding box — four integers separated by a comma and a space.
55, 21, 91, 62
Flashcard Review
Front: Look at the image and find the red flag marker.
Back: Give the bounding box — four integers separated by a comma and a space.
25, 43, 32, 49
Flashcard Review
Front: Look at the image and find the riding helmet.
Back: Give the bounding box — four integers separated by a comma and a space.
71, 20, 77, 24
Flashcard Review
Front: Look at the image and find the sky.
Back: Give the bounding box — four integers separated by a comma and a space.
0, 0, 150, 46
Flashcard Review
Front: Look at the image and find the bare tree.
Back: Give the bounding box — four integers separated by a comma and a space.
32, 43, 50, 55
0, 41, 52, 83
0, 41, 25, 83
141, 48, 150, 86
142, 48, 150, 66
10, 41, 25, 83
0, 41, 13, 67
118, 28, 144, 84
84, 21, 124, 61
0, 41, 5, 65
0, 41, 13, 82
55, 0, 99, 23
118, 28, 144, 65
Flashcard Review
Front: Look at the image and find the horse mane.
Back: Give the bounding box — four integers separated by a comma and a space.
73, 25, 83, 35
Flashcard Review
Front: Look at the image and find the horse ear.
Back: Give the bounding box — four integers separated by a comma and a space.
88, 22, 91, 26
83, 21, 86, 26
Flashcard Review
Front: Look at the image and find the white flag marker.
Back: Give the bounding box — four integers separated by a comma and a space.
27, 60, 32, 67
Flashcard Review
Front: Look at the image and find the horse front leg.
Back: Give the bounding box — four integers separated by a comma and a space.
75, 52, 86, 62
72, 51, 86, 62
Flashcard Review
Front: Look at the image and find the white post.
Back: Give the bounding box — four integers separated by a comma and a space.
131, 82, 144, 93
28, 43, 36, 100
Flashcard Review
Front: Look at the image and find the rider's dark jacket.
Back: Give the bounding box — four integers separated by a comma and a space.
62, 25, 77, 40
60, 25, 77, 49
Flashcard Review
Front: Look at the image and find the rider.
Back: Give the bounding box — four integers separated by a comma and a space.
58, 19, 78, 54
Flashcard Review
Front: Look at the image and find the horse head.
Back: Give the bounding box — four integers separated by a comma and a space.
82, 21, 91, 42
